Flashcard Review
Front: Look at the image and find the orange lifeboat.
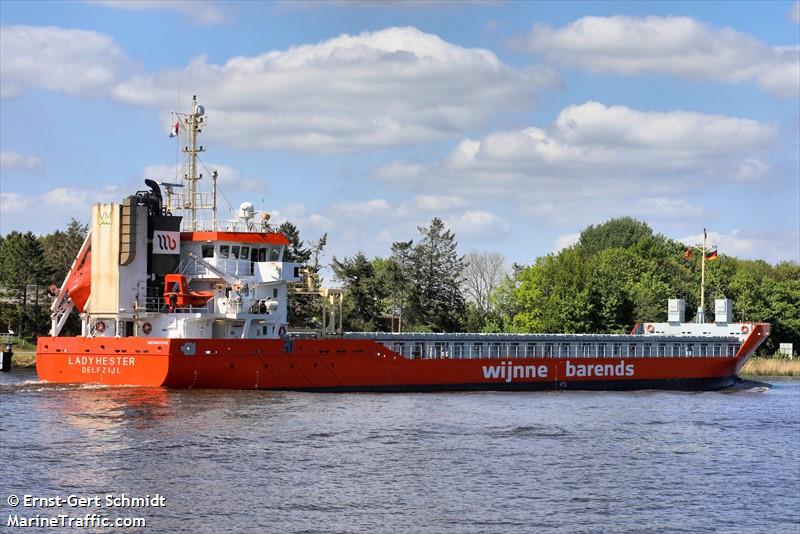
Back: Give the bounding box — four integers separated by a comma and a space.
163, 274, 214, 311
66, 251, 91, 312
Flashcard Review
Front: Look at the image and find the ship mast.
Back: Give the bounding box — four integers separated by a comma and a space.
177, 95, 217, 230
184, 96, 204, 229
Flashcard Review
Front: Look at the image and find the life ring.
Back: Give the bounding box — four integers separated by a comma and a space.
646, 324, 655, 334
142, 322, 152, 335
95, 320, 105, 333
740, 324, 749, 334
278, 325, 287, 338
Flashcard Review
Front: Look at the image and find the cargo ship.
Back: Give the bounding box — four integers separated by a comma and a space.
35, 97, 770, 391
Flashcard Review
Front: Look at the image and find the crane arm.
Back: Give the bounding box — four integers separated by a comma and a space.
186, 252, 246, 291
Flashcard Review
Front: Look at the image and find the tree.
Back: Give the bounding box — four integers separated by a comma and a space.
278, 221, 311, 263
331, 252, 387, 331
0, 231, 49, 337
578, 217, 653, 255
510, 248, 594, 333
761, 262, 800, 355
40, 218, 88, 286
277, 221, 320, 328
388, 240, 413, 332
462, 251, 507, 331
406, 218, 466, 332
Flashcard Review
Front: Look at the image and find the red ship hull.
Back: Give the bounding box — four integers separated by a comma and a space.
36, 324, 768, 391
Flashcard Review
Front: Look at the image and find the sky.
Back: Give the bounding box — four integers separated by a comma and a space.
1, 0, 799, 272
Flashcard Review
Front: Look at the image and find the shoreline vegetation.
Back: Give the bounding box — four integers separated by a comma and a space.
8, 351, 799, 377
740, 357, 800, 377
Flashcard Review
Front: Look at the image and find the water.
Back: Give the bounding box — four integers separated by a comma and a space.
1, 368, 798, 533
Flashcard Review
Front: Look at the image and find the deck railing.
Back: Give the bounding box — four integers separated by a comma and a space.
373, 340, 740, 360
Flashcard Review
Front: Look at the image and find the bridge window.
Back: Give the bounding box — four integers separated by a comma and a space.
231, 246, 241, 259
628, 344, 636, 357
544, 343, 553, 357
509, 343, 519, 357
613, 343, 621, 357
258, 248, 267, 262
673, 344, 681, 357
526, 344, 536, 357
219, 245, 230, 258
700, 344, 708, 356
597, 344, 606, 357
201, 244, 214, 258
269, 247, 281, 261
560, 343, 571, 357
728, 344, 738, 356
241, 246, 250, 261
453, 343, 465, 358
686, 344, 694, 357
713, 344, 721, 356
658, 344, 666, 357
412, 343, 424, 359
472, 344, 483, 358
642, 344, 652, 357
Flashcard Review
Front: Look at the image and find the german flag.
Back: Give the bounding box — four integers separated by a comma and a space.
683, 248, 692, 259
705, 247, 719, 261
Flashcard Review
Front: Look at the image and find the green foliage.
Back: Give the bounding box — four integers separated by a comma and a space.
0, 231, 49, 337
333, 219, 467, 332
40, 218, 88, 286
511, 248, 593, 333
277, 221, 323, 328
331, 252, 387, 331
578, 217, 653, 255
406, 218, 466, 332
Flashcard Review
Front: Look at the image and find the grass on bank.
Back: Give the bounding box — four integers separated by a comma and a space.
741, 357, 800, 377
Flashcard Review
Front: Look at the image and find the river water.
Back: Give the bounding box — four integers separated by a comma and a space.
1, 368, 798, 533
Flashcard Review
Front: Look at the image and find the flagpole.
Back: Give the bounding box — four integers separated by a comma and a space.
699, 228, 706, 323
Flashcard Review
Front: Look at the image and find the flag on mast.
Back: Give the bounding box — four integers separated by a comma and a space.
705, 246, 719, 261
169, 121, 180, 138
683, 248, 693, 259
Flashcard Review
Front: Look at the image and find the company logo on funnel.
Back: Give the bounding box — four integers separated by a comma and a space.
153, 231, 180, 254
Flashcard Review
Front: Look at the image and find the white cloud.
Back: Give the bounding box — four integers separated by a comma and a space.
88, 1, 233, 25
0, 192, 30, 214
552, 232, 580, 253
329, 199, 390, 217
791, 1, 800, 24
0, 25, 127, 99
518, 16, 800, 98
373, 101, 776, 225
404, 195, 468, 213
734, 158, 771, 181
0, 151, 42, 170
636, 198, 708, 219
112, 27, 553, 153
679, 229, 800, 264
446, 210, 511, 238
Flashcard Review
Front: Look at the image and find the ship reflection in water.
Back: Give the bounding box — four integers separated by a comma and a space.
2, 369, 798, 533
